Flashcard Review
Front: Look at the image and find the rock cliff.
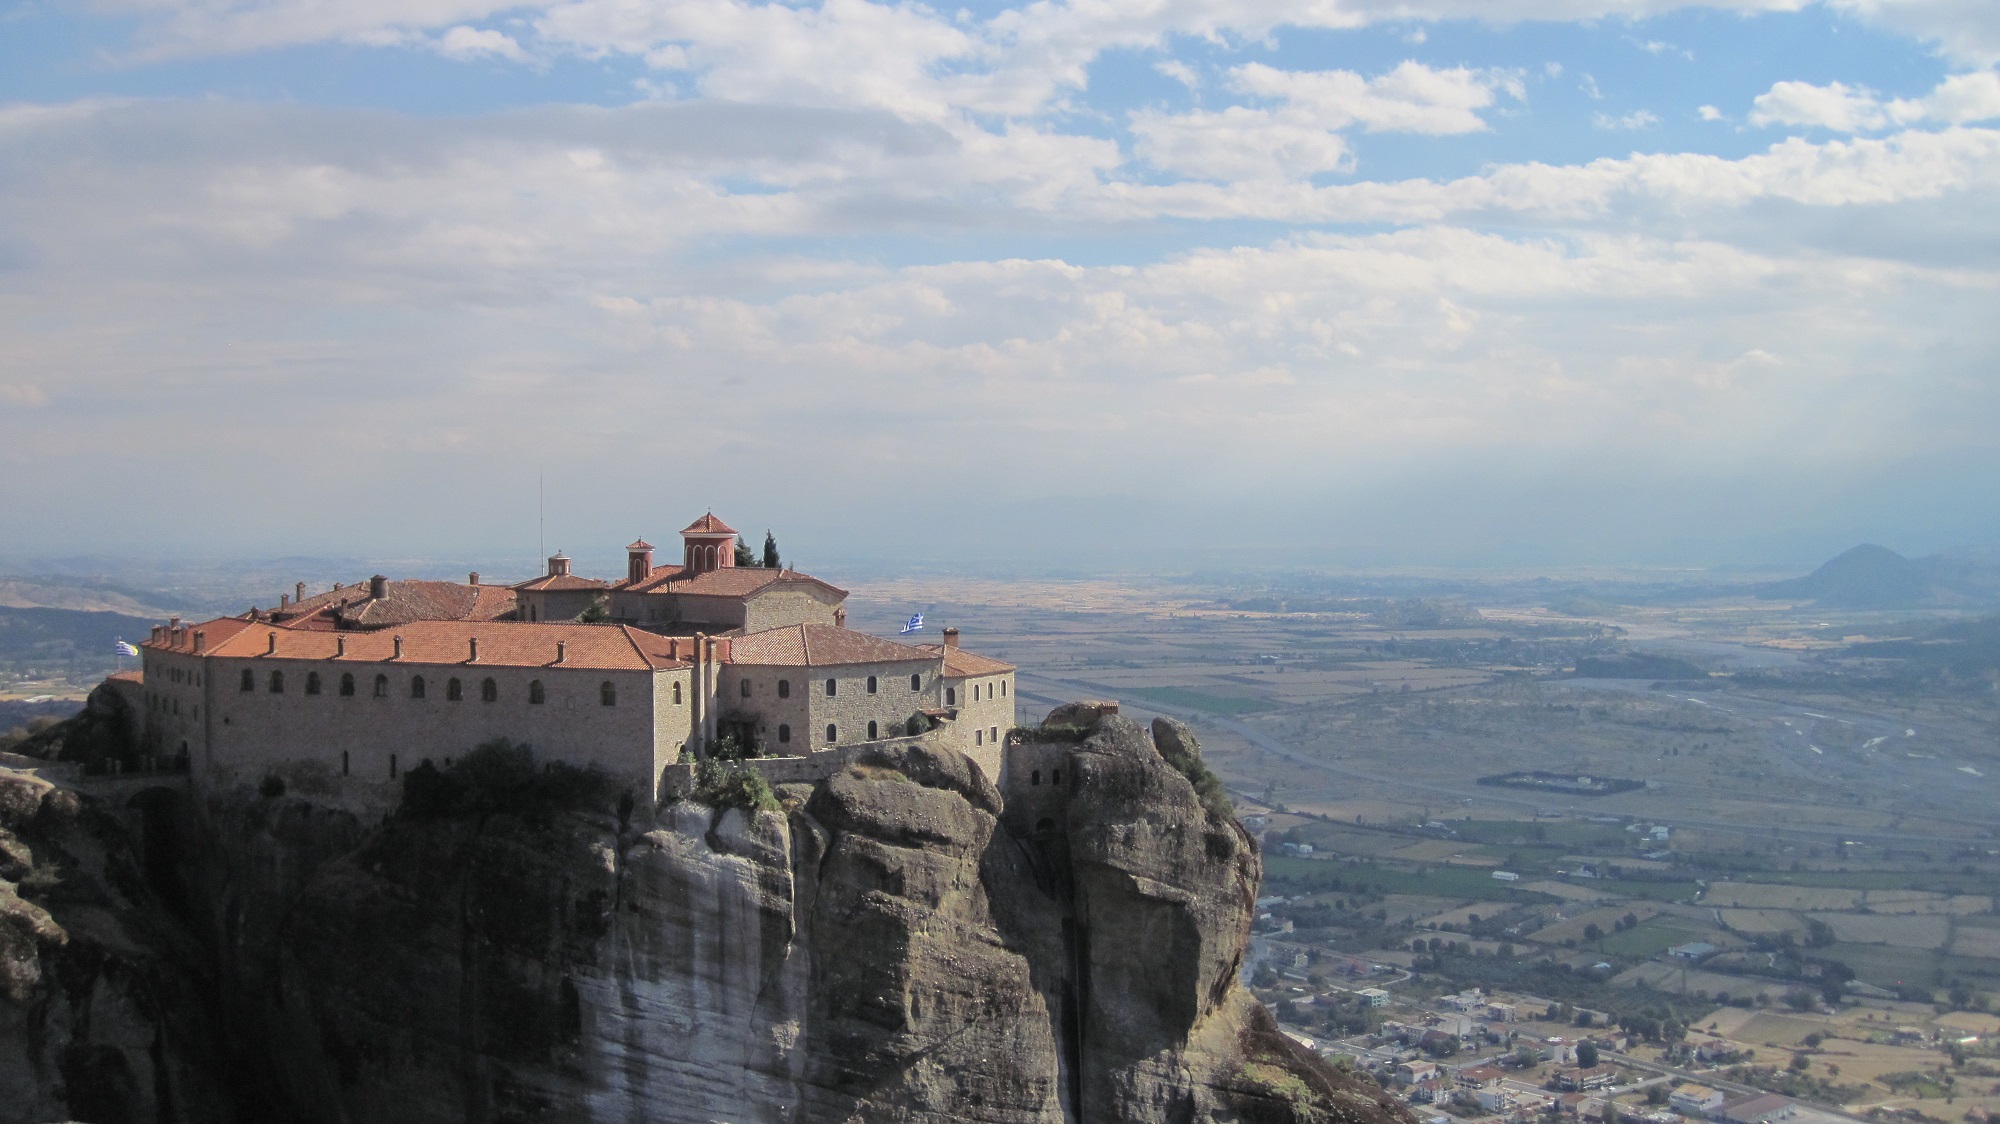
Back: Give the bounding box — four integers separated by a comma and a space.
1, 704, 1411, 1124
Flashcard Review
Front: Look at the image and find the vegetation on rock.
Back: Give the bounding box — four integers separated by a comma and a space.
399, 739, 621, 824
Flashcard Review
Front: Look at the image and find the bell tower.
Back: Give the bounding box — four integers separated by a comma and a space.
627, 540, 654, 583
680, 513, 737, 577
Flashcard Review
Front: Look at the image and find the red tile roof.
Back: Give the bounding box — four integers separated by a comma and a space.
627, 539, 654, 551
915, 643, 1016, 677
682, 512, 736, 536
146, 618, 688, 671
672, 567, 847, 600
612, 563, 686, 594
273, 580, 517, 629
140, 616, 259, 654
512, 573, 609, 592
728, 624, 931, 668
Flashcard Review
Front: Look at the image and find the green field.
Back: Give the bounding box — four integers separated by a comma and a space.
1597, 920, 1704, 958
1262, 856, 1556, 902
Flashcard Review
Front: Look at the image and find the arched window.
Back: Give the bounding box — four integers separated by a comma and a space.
945, 686, 956, 706
825, 678, 837, 697
446, 677, 462, 701
306, 671, 322, 695
481, 677, 497, 702
411, 675, 426, 699
866, 676, 877, 694
240, 669, 254, 692
741, 679, 752, 698
672, 681, 682, 704
976, 729, 983, 746
373, 674, 388, 698
269, 670, 284, 693
910, 673, 921, 691
777, 724, 791, 744
600, 681, 616, 707
867, 720, 878, 740
1052, 768, 1062, 785
777, 679, 790, 699
339, 672, 355, 697
1031, 770, 1041, 786
529, 680, 545, 704
1000, 681, 1007, 697
825, 724, 837, 743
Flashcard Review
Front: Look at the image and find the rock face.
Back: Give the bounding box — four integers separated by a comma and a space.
1, 706, 1411, 1124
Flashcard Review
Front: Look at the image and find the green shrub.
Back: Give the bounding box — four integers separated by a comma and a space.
1159, 737, 1233, 819
400, 739, 620, 825
692, 756, 780, 813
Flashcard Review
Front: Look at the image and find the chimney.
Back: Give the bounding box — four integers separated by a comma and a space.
834, 607, 847, 628
193, 630, 205, 652
468, 637, 479, 663
943, 627, 959, 650
555, 641, 567, 664
170, 615, 181, 630
333, 581, 343, 591
369, 574, 388, 599
296, 581, 306, 604
151, 625, 164, 643
468, 571, 480, 586
266, 633, 277, 655
335, 636, 346, 658
392, 635, 404, 660
280, 594, 290, 609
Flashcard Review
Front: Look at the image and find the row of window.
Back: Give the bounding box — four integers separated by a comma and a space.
241, 667, 628, 706
942, 680, 1007, 707
768, 720, 884, 745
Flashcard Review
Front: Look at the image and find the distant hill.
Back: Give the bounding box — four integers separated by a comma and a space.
0, 605, 155, 665
0, 574, 181, 617
1850, 615, 2000, 676
1756, 544, 2000, 609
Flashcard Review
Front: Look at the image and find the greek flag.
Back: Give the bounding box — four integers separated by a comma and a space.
899, 612, 924, 635
116, 640, 140, 657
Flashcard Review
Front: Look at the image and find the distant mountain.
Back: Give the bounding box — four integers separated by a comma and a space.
1756, 544, 2000, 609
0, 605, 155, 664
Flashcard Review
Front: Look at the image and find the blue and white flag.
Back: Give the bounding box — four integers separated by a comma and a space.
115, 640, 140, 657
899, 612, 924, 635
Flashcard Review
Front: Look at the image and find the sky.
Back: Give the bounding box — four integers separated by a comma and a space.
1, 0, 1997, 575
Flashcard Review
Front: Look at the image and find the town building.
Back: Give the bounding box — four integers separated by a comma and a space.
133, 513, 1016, 804
1670, 1084, 1726, 1116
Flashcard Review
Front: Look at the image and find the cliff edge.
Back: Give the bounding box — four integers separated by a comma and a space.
1, 704, 1410, 1124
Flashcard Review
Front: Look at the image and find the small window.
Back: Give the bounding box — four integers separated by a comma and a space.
373, 674, 388, 698
411, 675, 426, 699
306, 671, 322, 696
778, 724, 791, 743
825, 678, 837, 697
911, 673, 921, 691
601, 681, 616, 707
946, 687, 956, 706
389, 754, 397, 779
777, 679, 790, 699
741, 680, 752, 698
240, 669, 254, 692
672, 681, 682, 705
975, 729, 983, 746
1001, 681, 1007, 697
481, 677, 498, 702
1031, 769, 1041, 786
340, 672, 355, 697
341, 750, 349, 776
269, 670, 284, 693
447, 677, 462, 701
826, 724, 837, 743
529, 680, 545, 705
990, 726, 998, 743
1052, 768, 1062, 785
866, 676, 877, 694
867, 720, 878, 740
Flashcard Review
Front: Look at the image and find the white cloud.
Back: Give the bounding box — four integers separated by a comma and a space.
436, 25, 528, 61
1153, 59, 1200, 89
1594, 109, 1662, 130
1699, 104, 1725, 121
1130, 106, 1352, 181
1751, 72, 2000, 132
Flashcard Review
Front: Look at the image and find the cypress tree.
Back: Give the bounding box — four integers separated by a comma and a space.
762, 531, 780, 570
